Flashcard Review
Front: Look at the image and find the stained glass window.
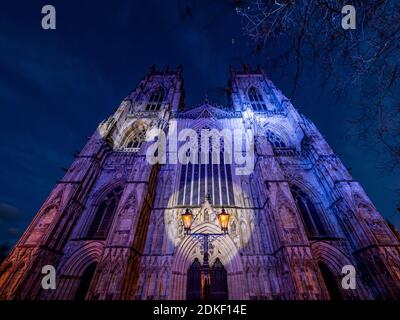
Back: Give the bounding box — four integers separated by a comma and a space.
248, 86, 267, 111
146, 87, 165, 111
290, 185, 326, 236
87, 186, 123, 238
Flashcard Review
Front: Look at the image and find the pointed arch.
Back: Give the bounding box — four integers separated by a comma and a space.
123, 127, 147, 151
317, 261, 343, 300
117, 119, 149, 151
210, 258, 228, 300
311, 242, 353, 276
89, 180, 125, 212
266, 130, 286, 148
261, 122, 295, 148
126, 131, 146, 149
47, 241, 104, 299
169, 223, 244, 300
289, 184, 327, 237
189, 118, 224, 132
311, 242, 361, 300
62, 242, 104, 277
186, 258, 201, 300
74, 262, 97, 300
146, 86, 165, 111
248, 86, 266, 111
176, 122, 234, 207
87, 186, 123, 239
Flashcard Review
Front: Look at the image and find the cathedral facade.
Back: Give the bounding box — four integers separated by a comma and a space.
1, 65, 400, 300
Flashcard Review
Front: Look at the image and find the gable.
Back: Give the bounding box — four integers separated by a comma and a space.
173, 104, 241, 119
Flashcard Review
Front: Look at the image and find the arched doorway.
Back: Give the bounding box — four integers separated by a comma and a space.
210, 258, 228, 300
186, 257, 228, 300
318, 261, 342, 300
74, 262, 97, 300
186, 258, 201, 300
170, 222, 245, 300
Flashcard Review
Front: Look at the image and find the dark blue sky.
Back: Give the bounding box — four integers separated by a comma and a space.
0, 0, 398, 245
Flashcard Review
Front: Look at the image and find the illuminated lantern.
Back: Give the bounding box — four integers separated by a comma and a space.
217, 208, 230, 234
181, 208, 193, 235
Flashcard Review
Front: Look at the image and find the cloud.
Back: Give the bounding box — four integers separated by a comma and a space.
7, 227, 21, 237
0, 203, 24, 243
0, 203, 23, 223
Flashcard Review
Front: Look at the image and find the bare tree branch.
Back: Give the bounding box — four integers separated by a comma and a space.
236, 0, 400, 174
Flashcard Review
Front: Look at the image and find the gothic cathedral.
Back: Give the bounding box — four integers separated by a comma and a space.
1, 65, 400, 300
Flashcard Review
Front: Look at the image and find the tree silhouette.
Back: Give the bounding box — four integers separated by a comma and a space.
0, 242, 10, 264
237, 1, 400, 173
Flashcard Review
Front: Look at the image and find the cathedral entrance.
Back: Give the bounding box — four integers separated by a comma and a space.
171, 220, 244, 299
186, 258, 228, 300
74, 262, 97, 300
187, 258, 201, 300
210, 258, 228, 300
318, 262, 343, 300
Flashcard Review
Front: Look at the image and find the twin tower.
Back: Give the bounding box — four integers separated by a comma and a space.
0, 65, 399, 300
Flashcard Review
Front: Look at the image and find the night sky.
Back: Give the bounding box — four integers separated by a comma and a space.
0, 0, 398, 245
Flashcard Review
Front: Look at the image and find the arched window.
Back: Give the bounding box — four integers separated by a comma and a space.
266, 130, 286, 148
177, 144, 234, 206
290, 185, 326, 237
87, 187, 123, 239
248, 86, 267, 111
318, 262, 342, 300
210, 258, 228, 300
187, 258, 201, 300
146, 87, 165, 111
125, 129, 146, 150
74, 262, 97, 300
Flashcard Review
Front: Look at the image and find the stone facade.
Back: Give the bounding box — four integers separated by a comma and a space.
1, 65, 400, 300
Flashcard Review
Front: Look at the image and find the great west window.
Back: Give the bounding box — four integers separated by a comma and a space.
177, 151, 235, 206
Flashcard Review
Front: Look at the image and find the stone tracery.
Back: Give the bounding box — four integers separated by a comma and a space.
0, 65, 399, 300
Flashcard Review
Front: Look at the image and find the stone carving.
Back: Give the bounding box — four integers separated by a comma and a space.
1, 65, 399, 301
